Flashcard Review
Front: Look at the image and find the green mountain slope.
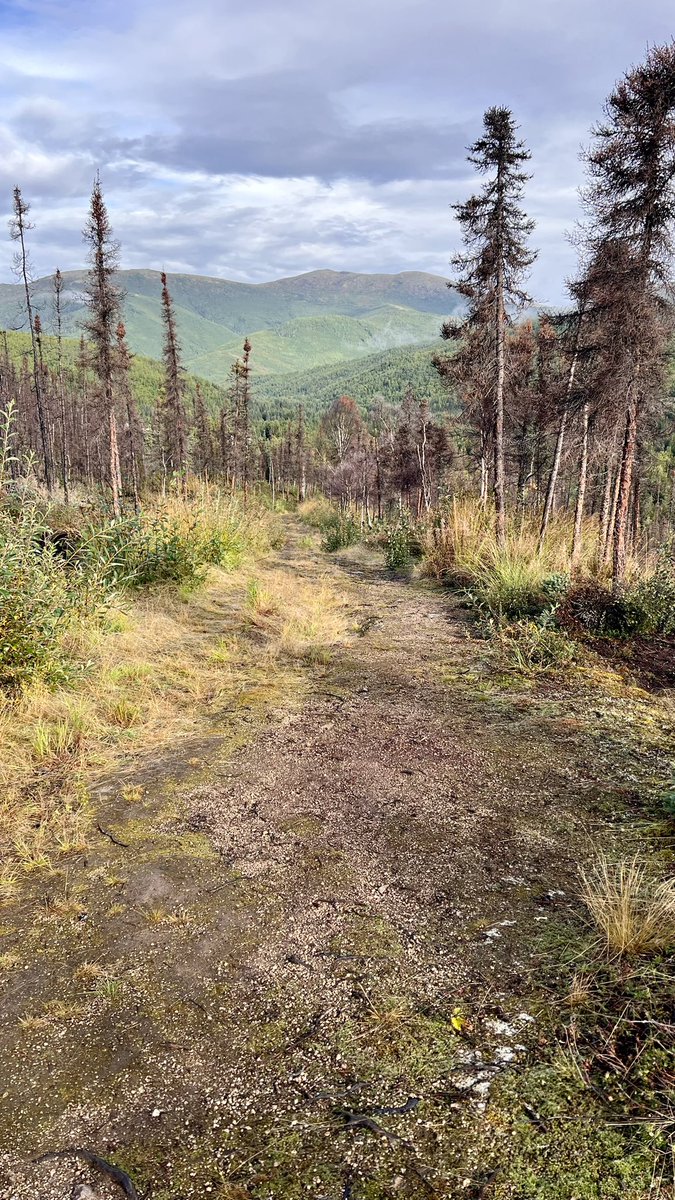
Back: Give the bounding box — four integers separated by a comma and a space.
185, 306, 444, 382
0, 269, 458, 382
254, 342, 457, 421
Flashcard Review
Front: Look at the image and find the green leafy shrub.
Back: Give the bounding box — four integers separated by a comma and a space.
70, 515, 202, 590
0, 507, 108, 690
384, 520, 413, 570
541, 572, 571, 604
560, 563, 675, 639
320, 512, 360, 553
0, 499, 248, 691
624, 560, 675, 636
73, 510, 243, 591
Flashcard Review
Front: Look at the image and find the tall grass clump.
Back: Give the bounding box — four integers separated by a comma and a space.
422, 499, 576, 617
580, 855, 675, 955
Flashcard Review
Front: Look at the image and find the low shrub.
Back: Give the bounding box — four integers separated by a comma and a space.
492, 619, 578, 676
320, 511, 360, 553
0, 493, 251, 691
558, 581, 622, 636
560, 560, 675, 639
0, 506, 108, 690
384, 519, 414, 570
624, 558, 675, 636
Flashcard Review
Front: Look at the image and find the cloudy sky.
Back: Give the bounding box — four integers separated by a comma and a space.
0, 0, 673, 303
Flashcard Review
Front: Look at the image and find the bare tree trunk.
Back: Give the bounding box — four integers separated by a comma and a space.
598, 456, 615, 567
10, 190, 55, 493
538, 407, 568, 550
108, 405, 121, 516
494, 258, 506, 548
602, 461, 622, 569
479, 444, 488, 504
571, 401, 589, 569
612, 395, 638, 592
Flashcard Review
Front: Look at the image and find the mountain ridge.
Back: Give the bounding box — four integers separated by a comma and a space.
0, 267, 458, 381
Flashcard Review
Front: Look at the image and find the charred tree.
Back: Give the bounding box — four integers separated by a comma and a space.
160, 272, 189, 492
9, 188, 55, 493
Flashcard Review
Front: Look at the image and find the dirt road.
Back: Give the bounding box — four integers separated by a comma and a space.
0, 522, 669, 1199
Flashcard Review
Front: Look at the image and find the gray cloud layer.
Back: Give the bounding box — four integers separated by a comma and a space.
0, 0, 673, 301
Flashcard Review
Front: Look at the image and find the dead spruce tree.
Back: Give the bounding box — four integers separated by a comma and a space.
52, 268, 69, 503
9, 188, 55, 494
115, 321, 144, 512
160, 271, 188, 492
192, 382, 214, 477
237, 337, 252, 497
582, 41, 675, 591
82, 176, 123, 516
451, 107, 536, 546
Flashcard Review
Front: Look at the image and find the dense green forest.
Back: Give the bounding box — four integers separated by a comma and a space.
254, 341, 454, 418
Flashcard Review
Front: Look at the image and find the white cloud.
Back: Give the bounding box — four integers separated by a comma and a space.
0, 0, 671, 301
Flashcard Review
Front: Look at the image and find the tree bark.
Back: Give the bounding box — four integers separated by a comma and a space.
611, 395, 638, 592
571, 401, 589, 569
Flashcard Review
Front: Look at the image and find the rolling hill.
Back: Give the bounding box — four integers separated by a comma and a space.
0, 268, 459, 382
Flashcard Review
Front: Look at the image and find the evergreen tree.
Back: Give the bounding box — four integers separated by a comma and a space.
82, 176, 123, 516
115, 321, 144, 512
52, 268, 69, 504
160, 271, 189, 492
581, 41, 675, 589
451, 107, 537, 545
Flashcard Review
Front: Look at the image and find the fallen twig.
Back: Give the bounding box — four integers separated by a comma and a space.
96, 824, 129, 849
34, 1149, 139, 1199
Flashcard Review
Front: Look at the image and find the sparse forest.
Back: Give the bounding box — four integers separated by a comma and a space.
0, 35, 674, 1200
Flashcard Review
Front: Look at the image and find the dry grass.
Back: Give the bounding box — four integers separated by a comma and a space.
297, 497, 335, 529
73, 961, 107, 985
243, 563, 349, 658
0, 526, 350, 880
421, 497, 653, 590
580, 855, 675, 955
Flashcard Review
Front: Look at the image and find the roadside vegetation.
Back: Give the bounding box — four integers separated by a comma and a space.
0, 482, 352, 896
